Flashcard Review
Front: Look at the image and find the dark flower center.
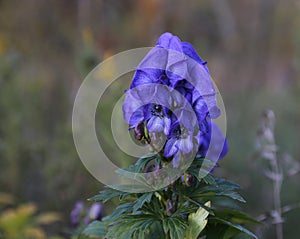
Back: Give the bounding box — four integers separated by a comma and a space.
173, 126, 189, 140
151, 104, 164, 118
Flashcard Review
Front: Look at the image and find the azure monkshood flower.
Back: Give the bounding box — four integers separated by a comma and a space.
123, 32, 227, 167
164, 122, 199, 167
130, 32, 219, 117
197, 121, 228, 165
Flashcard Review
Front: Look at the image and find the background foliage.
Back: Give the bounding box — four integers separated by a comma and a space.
0, 0, 299, 238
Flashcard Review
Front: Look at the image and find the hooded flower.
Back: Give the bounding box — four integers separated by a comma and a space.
122, 32, 227, 167
197, 121, 228, 163
164, 122, 199, 167
146, 104, 171, 135
129, 32, 217, 111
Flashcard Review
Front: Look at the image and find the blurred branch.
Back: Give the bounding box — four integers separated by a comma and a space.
256, 109, 283, 239
257, 202, 300, 222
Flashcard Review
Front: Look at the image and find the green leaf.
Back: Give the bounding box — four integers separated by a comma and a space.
106, 214, 161, 239
206, 196, 243, 209
190, 178, 246, 203
163, 216, 187, 239
181, 195, 215, 215
133, 193, 153, 213
185, 201, 210, 239
215, 178, 241, 190
209, 218, 258, 239
192, 157, 216, 170
205, 223, 233, 239
109, 202, 134, 221
142, 194, 165, 219
203, 174, 217, 185
79, 221, 107, 239
223, 227, 243, 239
145, 221, 165, 238
172, 204, 198, 217
187, 157, 217, 185
109, 183, 155, 193
89, 188, 130, 203
217, 191, 246, 203
214, 209, 261, 225
113, 168, 158, 191
231, 232, 254, 239
119, 153, 159, 175
134, 153, 159, 172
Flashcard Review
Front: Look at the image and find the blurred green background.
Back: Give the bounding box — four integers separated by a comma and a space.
0, 0, 299, 238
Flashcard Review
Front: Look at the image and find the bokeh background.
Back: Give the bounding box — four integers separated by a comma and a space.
0, 0, 299, 238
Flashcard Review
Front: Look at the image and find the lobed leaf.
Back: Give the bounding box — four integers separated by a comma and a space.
133, 193, 153, 213
163, 216, 187, 239
79, 221, 107, 239
209, 218, 258, 239
89, 188, 130, 203
185, 201, 210, 239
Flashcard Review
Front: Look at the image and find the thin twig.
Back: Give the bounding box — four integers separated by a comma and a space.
257, 110, 283, 239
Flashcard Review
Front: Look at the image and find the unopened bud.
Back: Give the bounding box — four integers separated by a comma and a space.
134, 122, 145, 141
166, 199, 175, 216
181, 173, 195, 187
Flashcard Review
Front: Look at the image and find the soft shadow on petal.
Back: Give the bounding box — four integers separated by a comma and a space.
157, 32, 182, 52
138, 47, 168, 70
202, 122, 228, 163
180, 136, 194, 154
129, 108, 144, 125
130, 69, 163, 88
147, 116, 164, 133
122, 94, 144, 124
163, 117, 171, 135
193, 97, 209, 123
182, 42, 209, 73
172, 153, 180, 168
164, 138, 179, 158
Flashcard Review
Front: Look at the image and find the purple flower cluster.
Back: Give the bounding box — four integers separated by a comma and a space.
70, 201, 103, 227
123, 32, 227, 167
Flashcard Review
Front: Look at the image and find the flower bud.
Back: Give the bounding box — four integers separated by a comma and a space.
166, 199, 175, 216
181, 173, 195, 187
134, 122, 145, 141
88, 203, 103, 220
70, 201, 84, 227
83, 203, 103, 226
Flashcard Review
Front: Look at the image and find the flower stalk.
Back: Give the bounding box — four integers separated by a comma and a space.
80, 32, 258, 239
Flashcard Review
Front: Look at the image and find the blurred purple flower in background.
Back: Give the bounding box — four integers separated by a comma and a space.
87, 203, 103, 221
70, 201, 84, 227
70, 201, 103, 228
